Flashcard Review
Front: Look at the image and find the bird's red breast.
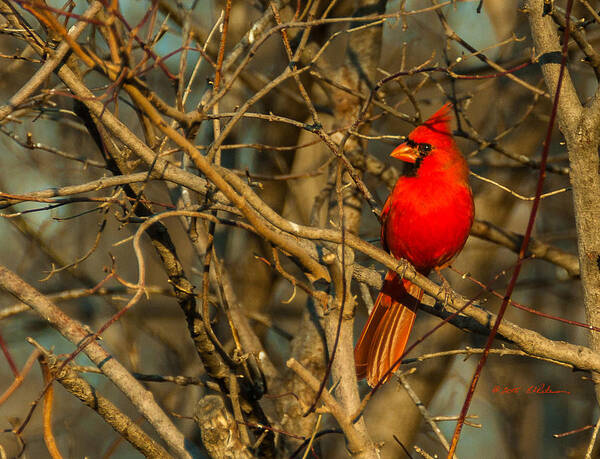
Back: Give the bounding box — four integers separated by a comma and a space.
383, 103, 473, 273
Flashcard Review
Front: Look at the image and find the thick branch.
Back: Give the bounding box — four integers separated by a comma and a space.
323, 248, 378, 458
287, 358, 378, 459
525, 0, 582, 131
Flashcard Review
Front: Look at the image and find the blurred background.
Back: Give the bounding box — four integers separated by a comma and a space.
0, 0, 595, 457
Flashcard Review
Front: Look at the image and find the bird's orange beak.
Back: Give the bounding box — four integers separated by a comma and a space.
390, 143, 418, 163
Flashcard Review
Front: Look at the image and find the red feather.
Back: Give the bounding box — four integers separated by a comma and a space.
355, 104, 474, 387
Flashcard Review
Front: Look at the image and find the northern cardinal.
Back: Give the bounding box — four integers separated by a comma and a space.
355, 104, 474, 387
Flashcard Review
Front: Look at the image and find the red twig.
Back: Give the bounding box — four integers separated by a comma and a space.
553, 424, 594, 438
447, 1, 574, 456
213, 0, 232, 91
450, 266, 600, 333
0, 330, 18, 376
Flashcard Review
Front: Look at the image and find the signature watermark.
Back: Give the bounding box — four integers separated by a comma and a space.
492, 383, 571, 395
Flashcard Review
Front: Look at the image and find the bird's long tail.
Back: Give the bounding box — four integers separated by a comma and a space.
354, 271, 423, 387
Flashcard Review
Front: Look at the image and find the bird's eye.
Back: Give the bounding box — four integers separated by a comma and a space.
418, 143, 432, 154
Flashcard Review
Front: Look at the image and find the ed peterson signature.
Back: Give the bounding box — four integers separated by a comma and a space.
492, 383, 571, 395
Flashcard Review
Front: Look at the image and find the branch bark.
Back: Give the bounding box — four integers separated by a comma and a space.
194, 395, 253, 459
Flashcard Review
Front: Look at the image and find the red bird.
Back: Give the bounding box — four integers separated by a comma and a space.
355, 104, 474, 387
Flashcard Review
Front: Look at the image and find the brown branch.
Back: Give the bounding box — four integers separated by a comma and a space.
404, 347, 576, 370
321, 246, 378, 456
524, 0, 582, 129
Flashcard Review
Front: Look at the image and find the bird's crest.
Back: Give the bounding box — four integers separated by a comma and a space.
410, 103, 453, 145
